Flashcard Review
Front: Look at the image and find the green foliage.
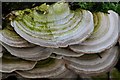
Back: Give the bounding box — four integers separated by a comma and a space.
78, 2, 95, 10
69, 2, 119, 15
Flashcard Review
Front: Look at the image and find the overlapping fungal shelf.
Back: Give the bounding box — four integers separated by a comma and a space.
11, 2, 94, 48
0, 1, 120, 79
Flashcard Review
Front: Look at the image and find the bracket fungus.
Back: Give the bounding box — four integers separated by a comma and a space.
64, 46, 119, 76
2, 43, 52, 61
70, 10, 119, 53
0, 51, 37, 73
49, 48, 84, 57
1, 1, 120, 79
0, 26, 35, 48
16, 58, 67, 78
11, 1, 94, 48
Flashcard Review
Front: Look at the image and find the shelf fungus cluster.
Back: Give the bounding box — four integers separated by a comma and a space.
0, 1, 120, 79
